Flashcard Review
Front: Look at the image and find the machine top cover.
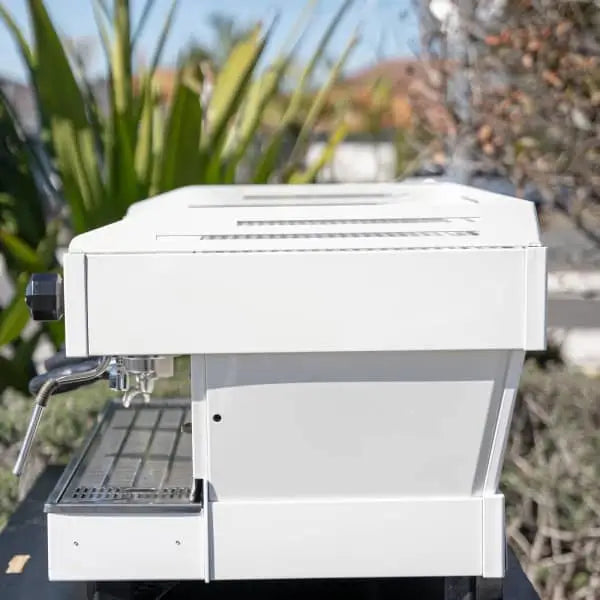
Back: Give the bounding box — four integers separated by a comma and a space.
68, 182, 542, 254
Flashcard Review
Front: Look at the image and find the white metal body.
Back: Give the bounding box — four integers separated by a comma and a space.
50, 182, 546, 582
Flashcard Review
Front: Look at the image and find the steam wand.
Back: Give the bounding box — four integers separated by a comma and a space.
13, 356, 111, 477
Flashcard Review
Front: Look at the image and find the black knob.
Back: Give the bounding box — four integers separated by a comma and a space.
25, 273, 64, 321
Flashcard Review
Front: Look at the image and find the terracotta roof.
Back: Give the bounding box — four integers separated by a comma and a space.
316, 58, 454, 135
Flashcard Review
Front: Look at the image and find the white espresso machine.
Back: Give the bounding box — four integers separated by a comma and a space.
15, 182, 546, 599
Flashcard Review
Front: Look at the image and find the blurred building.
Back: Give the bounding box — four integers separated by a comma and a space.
308, 58, 452, 182
0, 78, 38, 134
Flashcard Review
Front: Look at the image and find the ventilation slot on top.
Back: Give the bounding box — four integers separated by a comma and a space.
158, 230, 480, 241
237, 217, 479, 227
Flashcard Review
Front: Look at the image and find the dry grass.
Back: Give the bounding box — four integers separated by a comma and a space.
503, 361, 600, 600
0, 358, 598, 599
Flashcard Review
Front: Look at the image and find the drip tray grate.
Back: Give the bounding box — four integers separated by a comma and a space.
45, 399, 201, 514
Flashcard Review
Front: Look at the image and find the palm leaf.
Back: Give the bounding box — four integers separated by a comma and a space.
132, 0, 157, 49
203, 26, 267, 152
288, 33, 358, 164
111, 0, 134, 120
27, 0, 88, 128
148, 0, 178, 75
0, 231, 46, 272
51, 120, 88, 233
251, 134, 287, 184
134, 80, 155, 197
107, 114, 139, 215
92, 0, 112, 65
0, 274, 29, 346
282, 0, 355, 124
0, 4, 35, 79
288, 121, 348, 183
155, 65, 203, 192
250, 0, 355, 183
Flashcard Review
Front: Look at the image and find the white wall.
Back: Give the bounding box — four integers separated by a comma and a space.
307, 141, 397, 183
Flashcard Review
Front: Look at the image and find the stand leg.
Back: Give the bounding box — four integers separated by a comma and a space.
444, 577, 504, 600
444, 577, 475, 600
476, 578, 503, 600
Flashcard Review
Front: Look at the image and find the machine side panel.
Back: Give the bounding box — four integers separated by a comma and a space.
210, 497, 483, 580
524, 246, 547, 350
482, 350, 524, 493
63, 253, 88, 357
190, 355, 208, 481
191, 355, 211, 582
205, 351, 508, 500
85, 249, 527, 354
482, 494, 506, 578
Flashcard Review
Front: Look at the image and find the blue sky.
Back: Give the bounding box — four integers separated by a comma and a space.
0, 0, 418, 82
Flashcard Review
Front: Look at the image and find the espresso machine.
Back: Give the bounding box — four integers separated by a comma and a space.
14, 183, 546, 599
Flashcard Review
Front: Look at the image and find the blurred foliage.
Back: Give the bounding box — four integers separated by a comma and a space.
475, 0, 600, 213
0, 0, 357, 393
503, 361, 600, 600
437, 0, 600, 220
0, 467, 17, 531
0, 96, 61, 394
180, 13, 256, 69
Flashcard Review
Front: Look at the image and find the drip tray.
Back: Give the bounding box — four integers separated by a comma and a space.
45, 399, 201, 514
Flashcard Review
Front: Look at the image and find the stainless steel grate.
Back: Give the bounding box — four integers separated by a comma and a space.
45, 400, 199, 514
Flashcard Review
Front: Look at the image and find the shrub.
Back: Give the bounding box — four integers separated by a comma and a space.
503, 361, 600, 600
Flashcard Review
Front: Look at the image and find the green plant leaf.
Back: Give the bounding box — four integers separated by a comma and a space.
223, 55, 294, 181
92, 0, 112, 65
148, 0, 178, 75
0, 90, 46, 246
156, 64, 203, 192
204, 26, 267, 152
0, 231, 45, 272
131, 0, 177, 160
282, 0, 355, 125
51, 120, 88, 233
288, 121, 348, 184
0, 356, 27, 395
108, 114, 138, 215
0, 4, 35, 80
78, 127, 107, 214
288, 33, 358, 164
250, 1, 355, 184
251, 134, 286, 184
132, 0, 157, 49
43, 320, 65, 349
27, 0, 88, 129
35, 220, 60, 269
149, 99, 166, 195
134, 78, 155, 197
4, 329, 44, 394
111, 0, 134, 120
52, 120, 109, 230
0, 274, 29, 346
25, 0, 112, 231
